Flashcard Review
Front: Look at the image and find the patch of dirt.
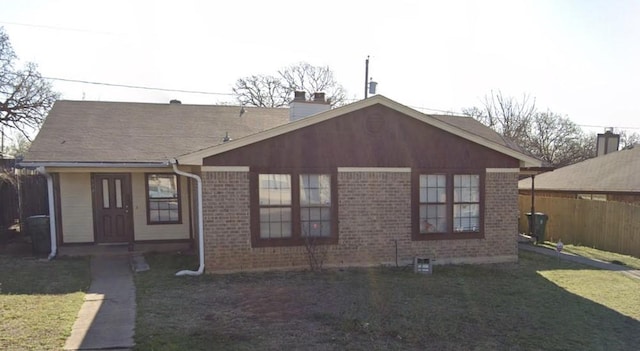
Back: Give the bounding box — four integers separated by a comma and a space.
233, 285, 317, 321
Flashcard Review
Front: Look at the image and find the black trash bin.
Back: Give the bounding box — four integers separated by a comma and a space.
525, 212, 548, 243
26, 215, 51, 254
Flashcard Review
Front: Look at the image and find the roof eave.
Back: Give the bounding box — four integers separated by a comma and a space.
17, 161, 171, 169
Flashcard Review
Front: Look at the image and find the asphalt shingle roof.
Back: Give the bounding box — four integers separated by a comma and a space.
518, 146, 640, 192
24, 100, 290, 163
24, 98, 532, 165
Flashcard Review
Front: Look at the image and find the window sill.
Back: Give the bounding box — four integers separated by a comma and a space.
147, 221, 183, 225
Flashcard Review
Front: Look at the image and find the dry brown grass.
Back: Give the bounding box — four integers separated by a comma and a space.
134, 251, 640, 351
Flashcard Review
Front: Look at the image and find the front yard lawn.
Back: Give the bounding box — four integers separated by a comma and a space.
0, 256, 90, 350
134, 251, 640, 351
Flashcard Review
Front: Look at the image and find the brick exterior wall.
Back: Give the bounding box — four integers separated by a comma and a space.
202, 169, 519, 273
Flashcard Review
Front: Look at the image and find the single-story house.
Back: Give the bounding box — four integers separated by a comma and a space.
22, 93, 541, 273
519, 146, 640, 204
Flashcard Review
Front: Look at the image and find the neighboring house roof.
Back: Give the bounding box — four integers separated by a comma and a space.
23, 95, 541, 167
519, 146, 640, 192
23, 101, 289, 164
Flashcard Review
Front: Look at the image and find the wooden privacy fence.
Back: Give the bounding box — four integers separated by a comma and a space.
0, 172, 48, 230
518, 195, 640, 258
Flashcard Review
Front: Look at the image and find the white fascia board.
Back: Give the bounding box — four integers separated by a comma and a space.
18, 161, 170, 168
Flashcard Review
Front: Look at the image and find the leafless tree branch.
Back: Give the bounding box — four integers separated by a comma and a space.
463, 90, 594, 167
232, 62, 347, 108
0, 27, 59, 142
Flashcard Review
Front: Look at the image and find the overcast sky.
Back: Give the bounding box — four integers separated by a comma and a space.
2, 0, 639, 134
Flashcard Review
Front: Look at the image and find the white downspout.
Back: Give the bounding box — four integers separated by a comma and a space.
171, 159, 205, 276
36, 167, 57, 260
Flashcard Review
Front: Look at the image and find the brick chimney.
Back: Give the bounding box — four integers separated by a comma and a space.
289, 91, 331, 122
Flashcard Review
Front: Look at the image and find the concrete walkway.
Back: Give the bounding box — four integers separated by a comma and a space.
519, 242, 640, 280
64, 254, 140, 351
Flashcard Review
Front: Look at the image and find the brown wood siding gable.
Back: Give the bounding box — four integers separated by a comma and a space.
203, 105, 520, 169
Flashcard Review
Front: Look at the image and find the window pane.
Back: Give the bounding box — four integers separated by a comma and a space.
259, 174, 291, 205
260, 222, 270, 238
259, 206, 291, 238
421, 175, 446, 204
420, 174, 448, 233
302, 220, 331, 237
453, 204, 479, 232
281, 220, 292, 237
300, 174, 332, 238
149, 174, 178, 198
309, 207, 321, 221
300, 174, 330, 206
462, 175, 470, 186
258, 173, 292, 239
102, 179, 110, 208
469, 188, 479, 202
300, 207, 309, 222
427, 188, 439, 202
147, 174, 180, 224
260, 208, 270, 222
169, 201, 179, 221
454, 174, 479, 203
320, 221, 332, 236
453, 174, 480, 232
420, 204, 446, 233
269, 223, 282, 238
470, 175, 479, 187
320, 208, 331, 221
115, 179, 123, 208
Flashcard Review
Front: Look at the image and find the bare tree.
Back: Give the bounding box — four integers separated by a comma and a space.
303, 235, 328, 272
462, 90, 535, 144
524, 111, 594, 167
278, 62, 346, 106
463, 91, 596, 167
0, 27, 58, 143
231, 75, 289, 108
232, 62, 346, 108
618, 130, 640, 150
5, 133, 30, 157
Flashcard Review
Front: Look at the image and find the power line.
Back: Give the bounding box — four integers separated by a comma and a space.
577, 124, 640, 131
411, 106, 461, 115
42, 76, 640, 131
43, 77, 234, 96
44, 77, 467, 115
